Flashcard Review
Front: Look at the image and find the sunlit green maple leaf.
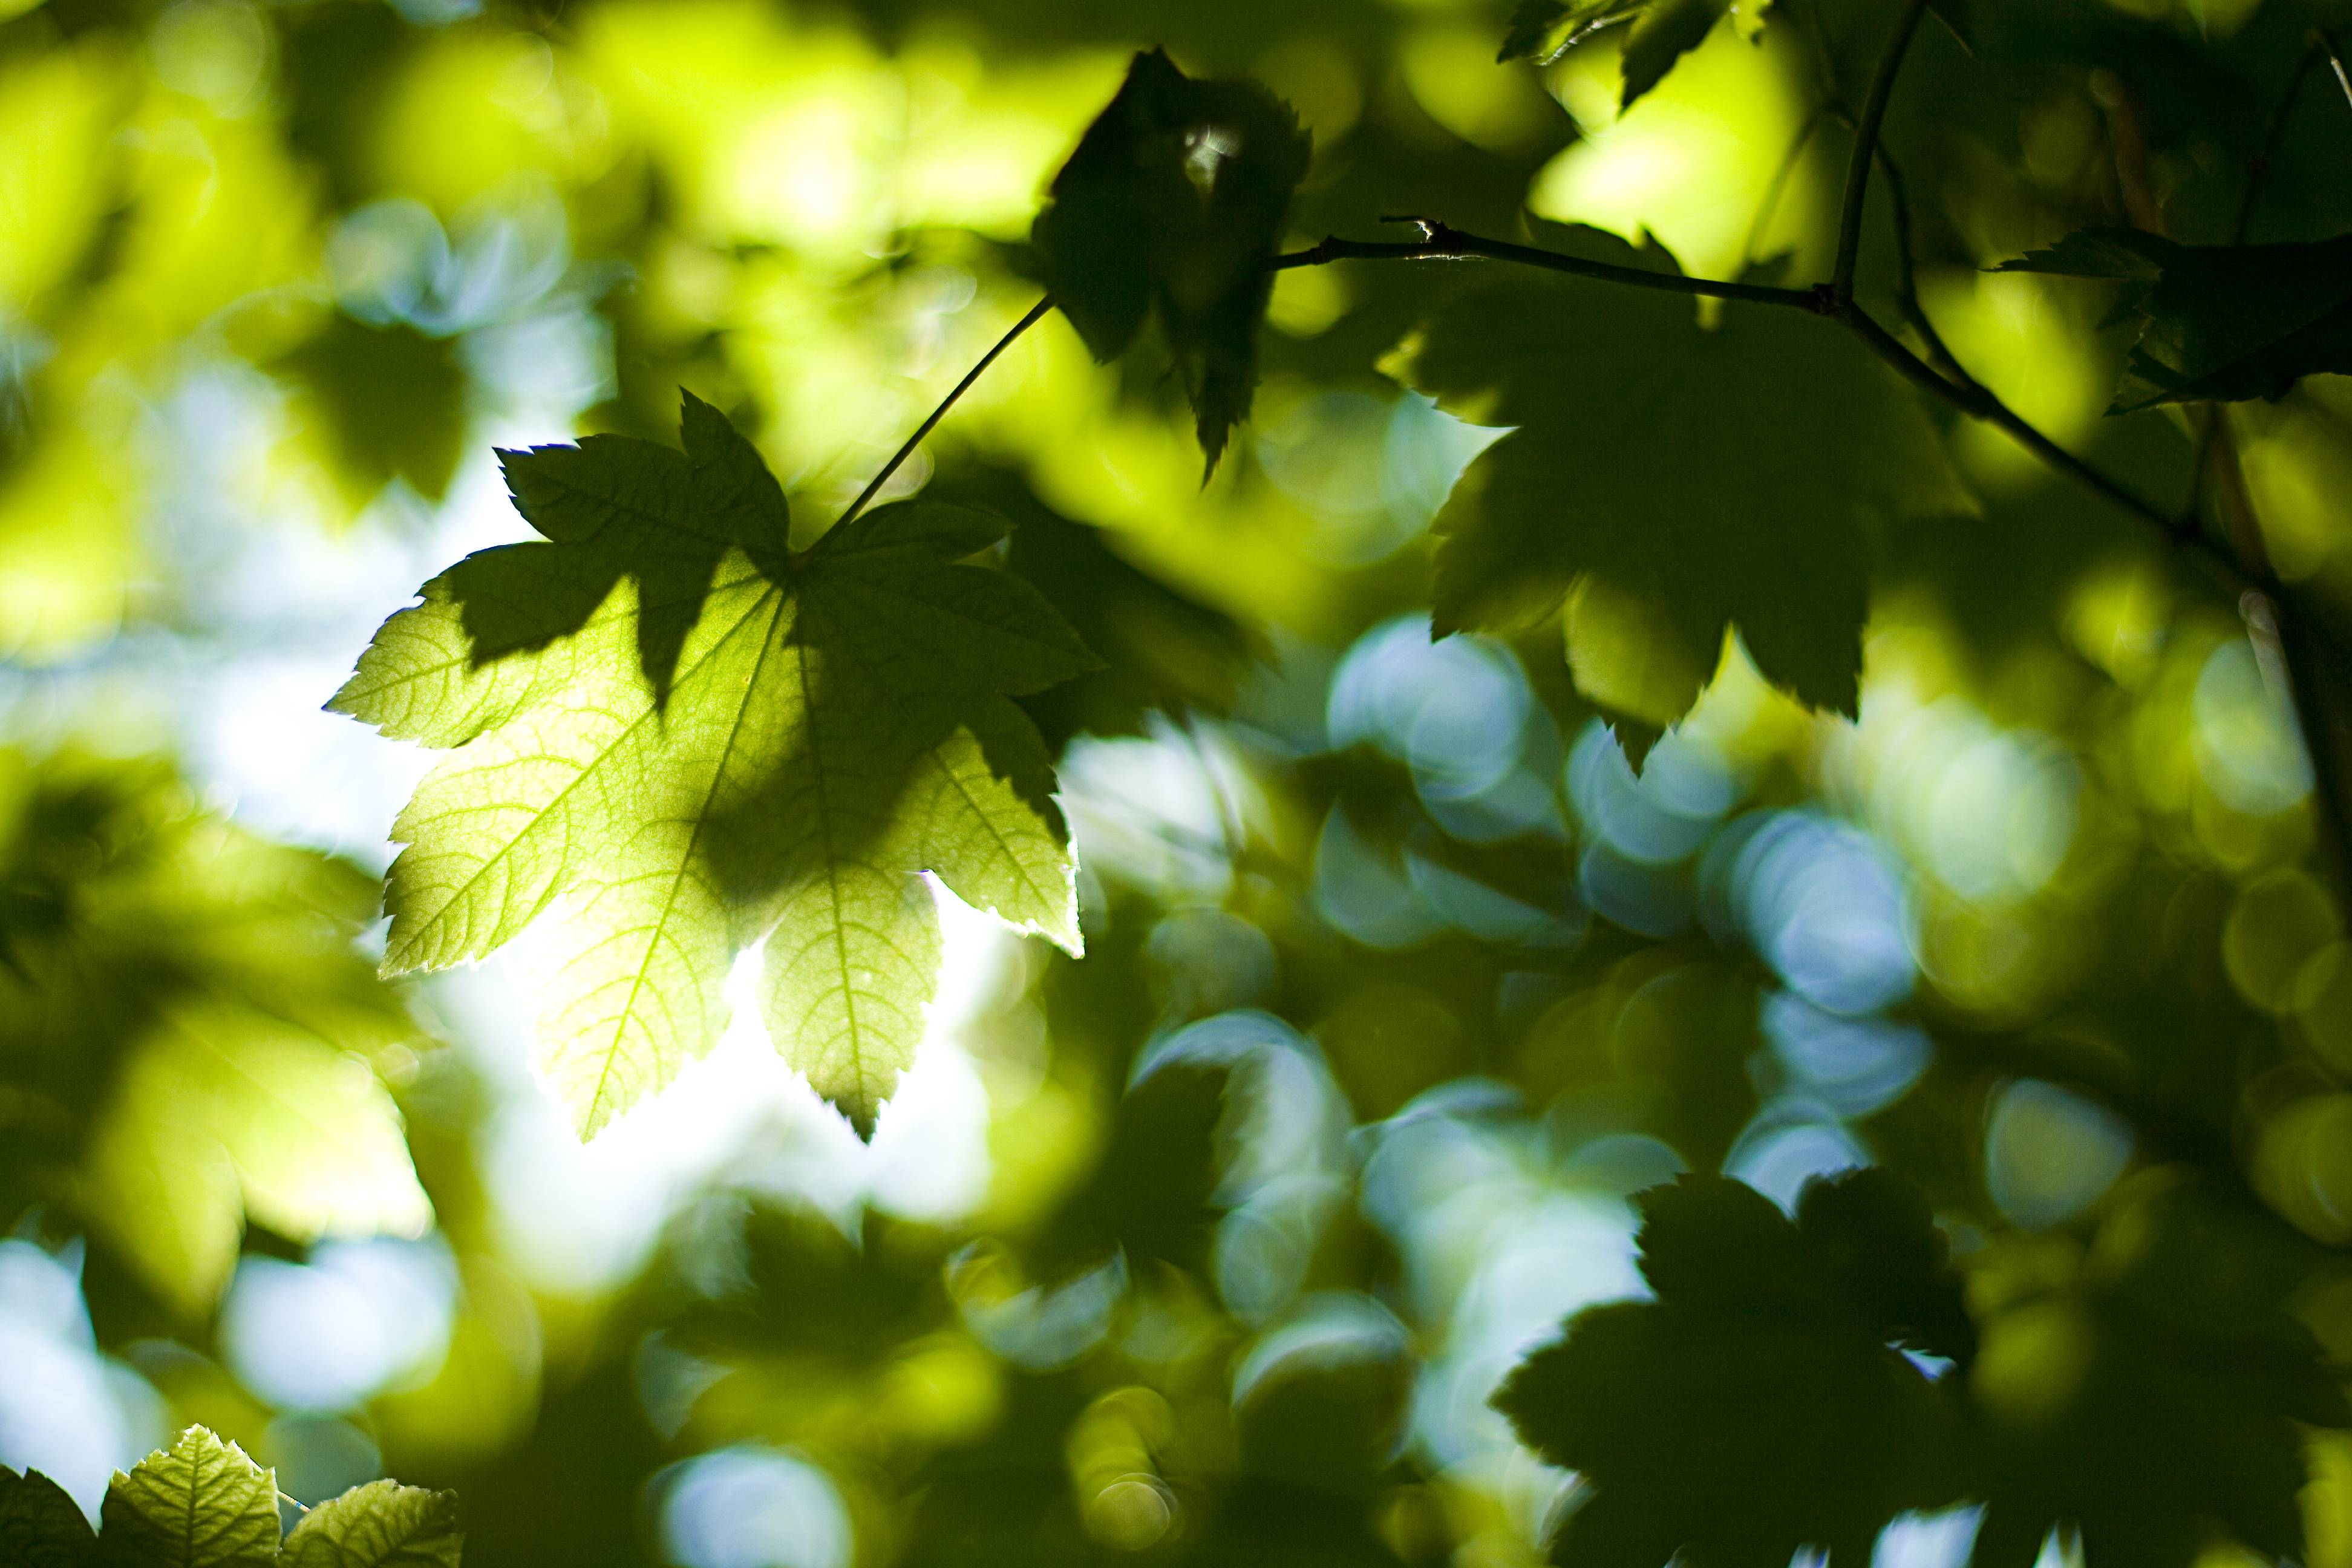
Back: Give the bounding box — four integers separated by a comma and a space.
1388, 257, 1973, 730
1997, 227, 2352, 411
281, 1480, 463, 1568
1032, 48, 1310, 474
334, 394, 1097, 1137
1494, 1171, 1969, 1568
99, 1428, 281, 1568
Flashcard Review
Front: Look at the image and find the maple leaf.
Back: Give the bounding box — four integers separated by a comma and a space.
1387, 256, 1973, 731
1494, 1171, 1970, 1568
1996, 228, 2352, 412
1031, 48, 1310, 475
333, 394, 1098, 1138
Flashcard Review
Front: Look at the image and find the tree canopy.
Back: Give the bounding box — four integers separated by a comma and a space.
5, 0, 2352, 1566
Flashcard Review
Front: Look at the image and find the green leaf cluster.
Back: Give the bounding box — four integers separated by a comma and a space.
0, 750, 430, 1312
1497, 1171, 2350, 1568
2, 1428, 460, 1568
335, 395, 1096, 1138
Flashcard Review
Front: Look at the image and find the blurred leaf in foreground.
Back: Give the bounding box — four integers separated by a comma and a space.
0, 750, 430, 1313
334, 394, 1097, 1138
1964, 1177, 2351, 1567
1997, 229, 2352, 411
1494, 1171, 1967, 1567
1031, 48, 1310, 474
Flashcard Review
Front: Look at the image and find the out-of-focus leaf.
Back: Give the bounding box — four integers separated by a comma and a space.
1494, 1171, 1968, 1567
1031, 48, 1310, 474
1389, 261, 1972, 727
0, 1465, 96, 1568
280, 1479, 463, 1568
1497, 0, 1764, 108
99, 1428, 279, 1568
936, 467, 1261, 751
0, 750, 430, 1312
279, 318, 469, 505
1031, 1060, 1230, 1280
1997, 229, 2352, 411
1966, 1177, 2351, 1568
333, 394, 1097, 1137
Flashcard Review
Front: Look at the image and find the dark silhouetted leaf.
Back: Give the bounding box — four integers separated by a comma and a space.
1496, 0, 1756, 108
279, 318, 468, 504
1031, 49, 1311, 473
0, 1466, 96, 1568
1966, 1178, 2351, 1568
1998, 228, 2352, 411
1494, 1171, 1969, 1567
1389, 259, 1972, 727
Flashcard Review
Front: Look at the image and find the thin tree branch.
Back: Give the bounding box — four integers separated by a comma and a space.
1869, 143, 1974, 390
1832, 0, 1935, 300
834, 293, 1056, 530
1275, 223, 2253, 600
1269, 222, 1818, 309
2322, 27, 2352, 108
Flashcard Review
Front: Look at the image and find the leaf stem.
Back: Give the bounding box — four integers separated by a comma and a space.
835, 293, 1056, 529
1831, 0, 1933, 301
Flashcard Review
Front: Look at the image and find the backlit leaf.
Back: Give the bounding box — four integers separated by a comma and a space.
99, 1428, 279, 1568
281, 1480, 463, 1568
334, 394, 1098, 1137
0, 751, 431, 1313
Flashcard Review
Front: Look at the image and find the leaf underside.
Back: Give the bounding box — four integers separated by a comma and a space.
334, 394, 1096, 1138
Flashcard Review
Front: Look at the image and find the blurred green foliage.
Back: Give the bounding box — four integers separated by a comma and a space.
7, 0, 2352, 1567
